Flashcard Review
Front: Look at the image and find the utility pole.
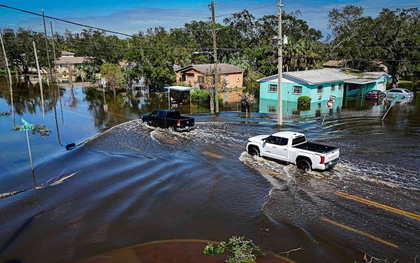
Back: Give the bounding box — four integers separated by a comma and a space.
277, 0, 283, 126
33, 41, 45, 117
0, 29, 14, 124
210, 1, 219, 115
42, 10, 53, 85
50, 20, 57, 83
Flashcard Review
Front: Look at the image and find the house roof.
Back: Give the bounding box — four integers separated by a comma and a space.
60, 51, 75, 57
323, 60, 347, 68
56, 56, 89, 65
175, 63, 244, 74
361, 72, 389, 79
165, 86, 195, 92
284, 69, 357, 84
258, 69, 357, 85
344, 78, 377, 85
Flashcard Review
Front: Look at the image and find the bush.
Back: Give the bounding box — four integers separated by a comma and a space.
297, 96, 311, 107
191, 88, 209, 101
203, 236, 265, 263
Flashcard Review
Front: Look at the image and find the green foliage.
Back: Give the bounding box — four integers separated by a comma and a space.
12, 124, 51, 137
327, 6, 420, 86
397, 81, 417, 91
203, 236, 265, 263
297, 96, 311, 107
100, 63, 124, 90
3, 6, 418, 93
190, 88, 209, 101
297, 96, 311, 111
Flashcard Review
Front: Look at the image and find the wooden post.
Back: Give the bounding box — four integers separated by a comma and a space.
211, 1, 219, 115
26, 130, 34, 171
42, 10, 53, 85
0, 29, 15, 124
33, 41, 45, 117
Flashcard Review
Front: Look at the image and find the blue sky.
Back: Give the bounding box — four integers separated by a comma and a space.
0, 0, 419, 39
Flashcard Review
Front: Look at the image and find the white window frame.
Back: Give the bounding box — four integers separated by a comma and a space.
317, 86, 323, 94
269, 84, 277, 93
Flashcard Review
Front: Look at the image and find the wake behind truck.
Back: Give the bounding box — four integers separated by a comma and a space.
142, 109, 195, 131
246, 131, 339, 172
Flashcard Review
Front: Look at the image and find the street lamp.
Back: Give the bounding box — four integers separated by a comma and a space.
192, 51, 219, 115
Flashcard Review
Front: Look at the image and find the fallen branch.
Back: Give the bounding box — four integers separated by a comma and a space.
278, 247, 302, 258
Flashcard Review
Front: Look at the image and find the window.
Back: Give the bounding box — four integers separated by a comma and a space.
278, 138, 288, 146
197, 76, 204, 83
269, 84, 277, 93
331, 84, 335, 92
268, 106, 276, 112
158, 111, 166, 118
265, 136, 278, 144
293, 86, 302, 94
292, 136, 306, 145
338, 83, 342, 91
317, 86, 323, 94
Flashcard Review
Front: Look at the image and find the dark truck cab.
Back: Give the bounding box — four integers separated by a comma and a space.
142, 109, 195, 131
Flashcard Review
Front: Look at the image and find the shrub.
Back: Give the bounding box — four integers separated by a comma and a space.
191, 88, 209, 101
297, 96, 311, 107
203, 236, 265, 263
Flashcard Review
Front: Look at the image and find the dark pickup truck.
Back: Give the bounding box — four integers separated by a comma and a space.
142, 109, 195, 131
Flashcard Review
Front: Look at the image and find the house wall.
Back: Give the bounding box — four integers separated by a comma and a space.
259, 98, 344, 117
223, 72, 243, 88
56, 63, 83, 83
345, 76, 388, 97
260, 78, 345, 103
176, 70, 244, 88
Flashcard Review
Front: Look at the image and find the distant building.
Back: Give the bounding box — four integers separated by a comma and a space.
323, 59, 388, 72
323, 59, 347, 69
175, 63, 244, 89
2, 28, 14, 34
55, 51, 89, 83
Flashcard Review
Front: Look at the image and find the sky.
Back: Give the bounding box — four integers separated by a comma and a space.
0, 0, 419, 40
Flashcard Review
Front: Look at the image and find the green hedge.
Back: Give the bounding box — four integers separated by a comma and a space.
191, 88, 209, 101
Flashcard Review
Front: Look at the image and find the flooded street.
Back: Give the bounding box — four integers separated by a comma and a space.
0, 80, 419, 263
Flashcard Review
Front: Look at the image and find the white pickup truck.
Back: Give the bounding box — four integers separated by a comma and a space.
246, 131, 339, 172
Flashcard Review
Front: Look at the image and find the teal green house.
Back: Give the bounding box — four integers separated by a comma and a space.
257, 69, 389, 116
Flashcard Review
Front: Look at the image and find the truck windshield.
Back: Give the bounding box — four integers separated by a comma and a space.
292, 136, 306, 146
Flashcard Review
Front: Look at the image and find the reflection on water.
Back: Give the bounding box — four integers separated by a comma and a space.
1, 78, 420, 263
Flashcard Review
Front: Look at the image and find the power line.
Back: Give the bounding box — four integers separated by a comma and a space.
0, 3, 134, 38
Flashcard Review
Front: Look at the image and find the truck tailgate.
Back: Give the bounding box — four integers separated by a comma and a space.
324, 148, 340, 164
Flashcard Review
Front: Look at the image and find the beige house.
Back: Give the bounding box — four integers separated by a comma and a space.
175, 63, 244, 89
55, 51, 89, 83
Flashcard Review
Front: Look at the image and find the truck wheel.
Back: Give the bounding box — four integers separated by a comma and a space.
297, 159, 311, 172
248, 147, 260, 157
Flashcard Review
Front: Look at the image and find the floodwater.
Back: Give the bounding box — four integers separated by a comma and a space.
0, 78, 419, 263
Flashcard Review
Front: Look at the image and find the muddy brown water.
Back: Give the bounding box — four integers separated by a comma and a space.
0, 81, 419, 263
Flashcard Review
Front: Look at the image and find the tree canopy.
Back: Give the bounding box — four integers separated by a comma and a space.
1, 6, 419, 89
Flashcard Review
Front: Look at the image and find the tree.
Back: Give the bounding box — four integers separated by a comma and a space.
327, 5, 364, 39
327, 6, 420, 86
370, 8, 420, 86
140, 27, 178, 90
2, 28, 51, 76
100, 63, 124, 96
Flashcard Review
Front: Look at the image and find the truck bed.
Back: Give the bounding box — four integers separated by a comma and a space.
293, 142, 338, 154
